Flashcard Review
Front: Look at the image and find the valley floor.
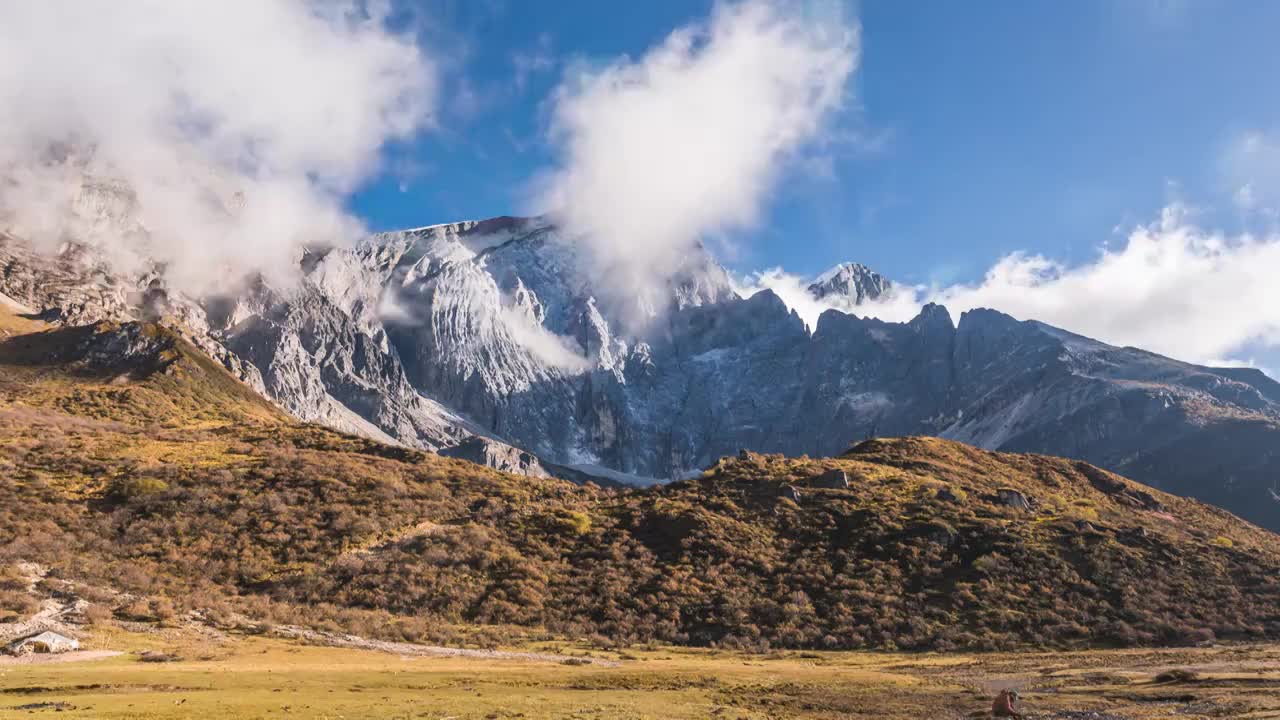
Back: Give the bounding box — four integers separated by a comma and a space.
1, 629, 1278, 719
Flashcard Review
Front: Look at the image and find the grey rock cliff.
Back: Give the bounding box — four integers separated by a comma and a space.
5, 216, 1280, 530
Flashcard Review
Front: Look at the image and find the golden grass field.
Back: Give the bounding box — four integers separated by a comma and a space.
2, 628, 1279, 719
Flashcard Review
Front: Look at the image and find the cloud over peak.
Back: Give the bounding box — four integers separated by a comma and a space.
0, 1, 435, 292
531, 0, 859, 324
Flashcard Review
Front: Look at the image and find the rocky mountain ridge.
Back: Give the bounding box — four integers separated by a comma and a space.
2, 307, 1278, 652
3, 214, 1280, 529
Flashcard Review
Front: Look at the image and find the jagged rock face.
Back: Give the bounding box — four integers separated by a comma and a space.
302, 217, 741, 470
6, 217, 1280, 529
937, 312, 1280, 530
0, 234, 265, 394
214, 284, 474, 449
0, 234, 138, 326
438, 437, 552, 478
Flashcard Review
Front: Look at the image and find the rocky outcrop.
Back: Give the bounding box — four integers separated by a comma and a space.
75, 322, 178, 377
1075, 462, 1166, 512
996, 488, 1034, 511
439, 437, 551, 478
812, 469, 850, 489
0, 235, 266, 395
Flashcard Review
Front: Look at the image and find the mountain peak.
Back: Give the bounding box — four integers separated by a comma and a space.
808, 262, 891, 305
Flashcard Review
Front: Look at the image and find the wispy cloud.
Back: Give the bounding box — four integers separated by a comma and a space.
1223, 130, 1280, 221
499, 306, 592, 373
512, 33, 558, 93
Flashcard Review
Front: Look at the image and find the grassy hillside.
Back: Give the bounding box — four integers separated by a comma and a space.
1, 307, 1279, 652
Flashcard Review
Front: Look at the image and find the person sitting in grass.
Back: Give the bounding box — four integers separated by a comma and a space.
992, 689, 1022, 718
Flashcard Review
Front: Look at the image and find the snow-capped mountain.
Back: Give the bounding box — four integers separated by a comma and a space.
807, 262, 891, 305
4, 214, 1280, 530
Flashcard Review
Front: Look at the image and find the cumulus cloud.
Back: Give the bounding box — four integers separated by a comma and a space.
922, 206, 1280, 367
531, 0, 858, 325
732, 269, 830, 329
755, 205, 1280, 370
0, 1, 434, 294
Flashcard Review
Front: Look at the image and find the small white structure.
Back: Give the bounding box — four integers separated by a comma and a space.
3, 631, 79, 656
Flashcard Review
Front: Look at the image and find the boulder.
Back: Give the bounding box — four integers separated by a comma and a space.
996, 488, 1033, 511
812, 469, 849, 489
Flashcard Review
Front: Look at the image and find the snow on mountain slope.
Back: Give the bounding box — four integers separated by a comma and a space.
351, 216, 739, 467
5, 209, 1280, 529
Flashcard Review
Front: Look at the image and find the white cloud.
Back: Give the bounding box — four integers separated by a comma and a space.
0, 1, 435, 294
499, 307, 592, 373
920, 206, 1280, 366
759, 205, 1280, 369
732, 269, 830, 330
733, 266, 919, 330
531, 0, 858, 326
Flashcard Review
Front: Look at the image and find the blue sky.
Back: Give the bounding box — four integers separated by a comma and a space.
10, 0, 1277, 369
352, 0, 1278, 284
340, 0, 1280, 372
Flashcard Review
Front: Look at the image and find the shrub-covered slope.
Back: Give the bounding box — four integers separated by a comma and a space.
1, 308, 1278, 651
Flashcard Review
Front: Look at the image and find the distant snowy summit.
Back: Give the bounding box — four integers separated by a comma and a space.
807, 262, 891, 305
